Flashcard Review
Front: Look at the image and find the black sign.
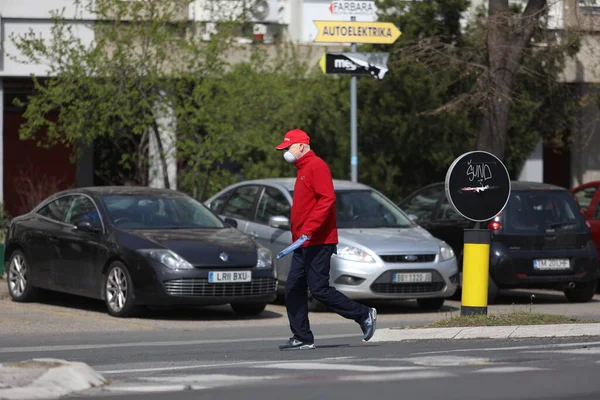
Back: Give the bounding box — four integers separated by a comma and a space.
445, 151, 511, 222
320, 52, 389, 80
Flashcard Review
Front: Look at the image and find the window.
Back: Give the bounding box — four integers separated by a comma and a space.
256, 187, 290, 224
65, 196, 102, 229
335, 190, 413, 229
100, 194, 225, 230
594, 203, 600, 221
437, 197, 462, 221
207, 190, 233, 214
37, 196, 73, 223
572, 186, 598, 213
505, 191, 583, 233
398, 185, 443, 222
221, 186, 260, 221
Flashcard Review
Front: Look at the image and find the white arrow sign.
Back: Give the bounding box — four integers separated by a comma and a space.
328, 1, 377, 15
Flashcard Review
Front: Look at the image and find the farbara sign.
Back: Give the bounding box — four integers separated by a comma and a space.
313, 21, 401, 44
329, 1, 377, 15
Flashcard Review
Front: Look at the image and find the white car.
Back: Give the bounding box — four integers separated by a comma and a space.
205, 178, 459, 311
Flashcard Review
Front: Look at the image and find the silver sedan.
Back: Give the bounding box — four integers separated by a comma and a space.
205, 178, 459, 311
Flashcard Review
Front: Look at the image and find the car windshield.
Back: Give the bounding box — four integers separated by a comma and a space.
100, 194, 225, 230
504, 190, 583, 233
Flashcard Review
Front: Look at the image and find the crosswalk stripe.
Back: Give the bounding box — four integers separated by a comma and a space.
337, 371, 456, 382
254, 362, 430, 372
473, 366, 548, 373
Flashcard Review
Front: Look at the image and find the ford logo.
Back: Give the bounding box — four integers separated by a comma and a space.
404, 255, 418, 262
219, 252, 229, 262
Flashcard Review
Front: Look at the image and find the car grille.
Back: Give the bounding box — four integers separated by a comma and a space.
371, 282, 445, 294
379, 254, 437, 263
164, 277, 277, 297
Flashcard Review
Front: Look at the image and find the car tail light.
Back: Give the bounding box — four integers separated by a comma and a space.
488, 213, 502, 231
488, 221, 502, 230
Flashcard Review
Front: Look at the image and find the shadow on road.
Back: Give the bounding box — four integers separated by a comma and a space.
24, 289, 283, 321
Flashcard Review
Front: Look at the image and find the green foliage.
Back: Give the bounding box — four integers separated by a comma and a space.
10, 0, 237, 186
9, 0, 582, 205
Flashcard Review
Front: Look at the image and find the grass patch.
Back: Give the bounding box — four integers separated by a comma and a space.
426, 311, 595, 328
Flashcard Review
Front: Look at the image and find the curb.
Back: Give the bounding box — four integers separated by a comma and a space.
370, 323, 600, 343
0, 358, 106, 400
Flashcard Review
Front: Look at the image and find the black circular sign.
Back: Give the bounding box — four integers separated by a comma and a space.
445, 151, 511, 222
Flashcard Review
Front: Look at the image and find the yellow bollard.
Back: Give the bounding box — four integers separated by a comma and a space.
461, 229, 491, 316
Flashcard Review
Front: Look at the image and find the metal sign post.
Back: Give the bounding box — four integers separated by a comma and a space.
350, 15, 358, 183
313, 5, 401, 183
445, 151, 511, 316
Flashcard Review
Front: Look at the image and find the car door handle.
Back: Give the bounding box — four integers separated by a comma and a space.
48, 236, 58, 244
248, 231, 259, 238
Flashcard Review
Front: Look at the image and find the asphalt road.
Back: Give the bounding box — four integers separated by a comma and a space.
2, 283, 600, 399
3, 332, 600, 400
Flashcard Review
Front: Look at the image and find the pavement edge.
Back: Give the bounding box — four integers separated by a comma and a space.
370, 323, 600, 342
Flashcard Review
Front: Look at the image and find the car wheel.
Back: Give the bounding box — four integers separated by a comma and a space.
564, 280, 598, 303
7, 250, 38, 302
417, 297, 445, 311
104, 261, 139, 318
230, 303, 267, 316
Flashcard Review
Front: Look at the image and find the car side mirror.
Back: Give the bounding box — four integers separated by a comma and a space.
269, 216, 290, 230
408, 214, 419, 222
224, 217, 238, 229
75, 221, 100, 233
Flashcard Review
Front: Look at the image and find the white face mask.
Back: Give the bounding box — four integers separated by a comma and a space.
283, 151, 296, 163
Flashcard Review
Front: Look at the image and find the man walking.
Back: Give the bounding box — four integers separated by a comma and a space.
275, 128, 376, 350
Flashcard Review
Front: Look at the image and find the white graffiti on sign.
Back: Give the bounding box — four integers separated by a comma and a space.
466, 160, 492, 183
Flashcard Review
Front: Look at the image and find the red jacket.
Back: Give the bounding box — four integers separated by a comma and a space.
290, 151, 338, 246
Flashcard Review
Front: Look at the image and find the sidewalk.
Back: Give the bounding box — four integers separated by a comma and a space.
0, 359, 106, 400
371, 323, 600, 343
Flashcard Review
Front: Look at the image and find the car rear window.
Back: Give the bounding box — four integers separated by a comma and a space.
503, 190, 584, 234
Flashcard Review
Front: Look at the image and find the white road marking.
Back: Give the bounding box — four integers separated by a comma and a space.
400, 356, 491, 366
99, 357, 361, 374
338, 371, 456, 382
0, 333, 358, 354
104, 384, 194, 392
100, 360, 289, 374
474, 366, 547, 373
254, 362, 429, 372
138, 374, 279, 383
524, 347, 600, 355
411, 340, 600, 356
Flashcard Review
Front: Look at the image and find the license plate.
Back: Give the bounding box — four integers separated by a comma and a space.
393, 272, 432, 283
533, 259, 570, 270
208, 271, 252, 283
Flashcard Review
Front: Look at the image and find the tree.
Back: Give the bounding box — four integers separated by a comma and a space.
9, 0, 239, 187
174, 44, 351, 199
375, 0, 581, 161
334, 0, 580, 201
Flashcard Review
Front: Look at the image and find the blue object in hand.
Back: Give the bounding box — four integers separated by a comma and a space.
277, 236, 309, 259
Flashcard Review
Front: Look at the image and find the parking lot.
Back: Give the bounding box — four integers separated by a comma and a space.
2, 281, 599, 337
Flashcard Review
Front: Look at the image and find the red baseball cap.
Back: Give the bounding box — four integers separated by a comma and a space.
275, 129, 310, 150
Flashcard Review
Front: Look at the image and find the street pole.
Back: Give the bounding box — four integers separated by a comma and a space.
350, 16, 358, 183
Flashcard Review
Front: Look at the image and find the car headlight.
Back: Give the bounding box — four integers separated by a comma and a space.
256, 247, 273, 269
439, 242, 455, 261
336, 245, 375, 263
138, 249, 194, 270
